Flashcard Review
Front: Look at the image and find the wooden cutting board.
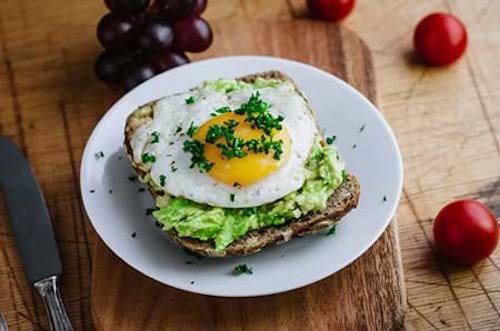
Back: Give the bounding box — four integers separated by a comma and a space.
91, 19, 406, 330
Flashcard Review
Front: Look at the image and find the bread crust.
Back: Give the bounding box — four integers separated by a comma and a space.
124, 71, 360, 257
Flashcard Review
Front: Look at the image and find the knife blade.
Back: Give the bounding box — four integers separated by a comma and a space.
0, 137, 73, 331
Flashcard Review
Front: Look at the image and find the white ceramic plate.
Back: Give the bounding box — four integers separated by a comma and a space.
80, 56, 403, 297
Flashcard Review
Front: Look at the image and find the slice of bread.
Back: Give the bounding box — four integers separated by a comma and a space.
124, 71, 360, 257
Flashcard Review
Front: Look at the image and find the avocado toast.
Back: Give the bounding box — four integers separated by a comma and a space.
124, 71, 360, 257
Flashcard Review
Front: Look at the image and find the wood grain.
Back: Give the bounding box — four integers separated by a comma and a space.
0, 0, 499, 330
90, 19, 405, 331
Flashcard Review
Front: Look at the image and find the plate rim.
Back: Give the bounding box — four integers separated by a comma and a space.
80, 55, 404, 297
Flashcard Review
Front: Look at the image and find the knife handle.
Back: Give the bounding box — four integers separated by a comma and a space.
34, 276, 73, 331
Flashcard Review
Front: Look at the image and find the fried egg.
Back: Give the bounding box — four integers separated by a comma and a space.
129, 79, 319, 208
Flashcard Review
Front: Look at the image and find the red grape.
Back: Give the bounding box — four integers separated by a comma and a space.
154, 0, 196, 20
95, 51, 135, 83
192, 0, 207, 15
121, 60, 156, 91
173, 16, 212, 53
105, 0, 151, 13
138, 18, 174, 52
97, 13, 142, 51
149, 49, 189, 73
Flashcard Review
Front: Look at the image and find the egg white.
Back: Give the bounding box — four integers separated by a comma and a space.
129, 80, 319, 208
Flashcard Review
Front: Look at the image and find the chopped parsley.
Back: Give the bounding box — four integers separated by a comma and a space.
185, 96, 195, 104
128, 176, 136, 181
341, 169, 347, 181
233, 264, 253, 275
205, 120, 248, 160
186, 122, 198, 137
235, 91, 284, 135
150, 131, 160, 143
175, 126, 182, 134
171, 166, 178, 172
146, 208, 156, 215
159, 174, 166, 187
215, 106, 231, 114
182, 92, 286, 170
138, 188, 146, 192
182, 140, 214, 172
142, 153, 156, 163
230, 193, 235, 202
326, 225, 337, 236
326, 135, 336, 145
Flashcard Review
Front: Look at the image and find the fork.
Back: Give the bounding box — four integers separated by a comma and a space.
0, 312, 8, 331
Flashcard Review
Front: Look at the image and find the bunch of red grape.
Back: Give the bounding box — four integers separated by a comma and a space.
95, 0, 211, 91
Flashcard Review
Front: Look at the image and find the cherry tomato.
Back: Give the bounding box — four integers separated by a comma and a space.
307, 0, 355, 22
433, 200, 498, 265
414, 13, 467, 66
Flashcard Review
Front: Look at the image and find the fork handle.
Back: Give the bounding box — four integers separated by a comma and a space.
34, 276, 73, 331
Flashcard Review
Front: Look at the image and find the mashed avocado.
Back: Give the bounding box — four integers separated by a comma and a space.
200, 77, 283, 93
153, 142, 345, 251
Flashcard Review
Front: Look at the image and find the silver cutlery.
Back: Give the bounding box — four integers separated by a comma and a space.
0, 137, 73, 331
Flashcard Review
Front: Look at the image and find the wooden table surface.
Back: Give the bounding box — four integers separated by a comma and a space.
0, 0, 499, 330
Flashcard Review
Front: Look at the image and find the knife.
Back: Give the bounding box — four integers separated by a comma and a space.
0, 137, 73, 331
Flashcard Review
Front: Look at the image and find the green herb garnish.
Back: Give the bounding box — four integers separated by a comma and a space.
230, 193, 235, 202
326, 135, 336, 145
150, 131, 160, 143
175, 126, 182, 134
205, 119, 249, 160
146, 208, 156, 215
159, 174, 166, 187
182, 140, 214, 172
182, 92, 286, 169
235, 91, 284, 135
187, 122, 198, 137
142, 153, 156, 163
326, 225, 337, 236
215, 106, 231, 114
341, 169, 347, 181
171, 166, 178, 172
233, 264, 252, 275
185, 96, 195, 104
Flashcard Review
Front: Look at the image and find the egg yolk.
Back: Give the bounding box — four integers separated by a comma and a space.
193, 112, 291, 186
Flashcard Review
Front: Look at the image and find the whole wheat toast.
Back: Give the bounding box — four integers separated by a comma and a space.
124, 71, 360, 257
